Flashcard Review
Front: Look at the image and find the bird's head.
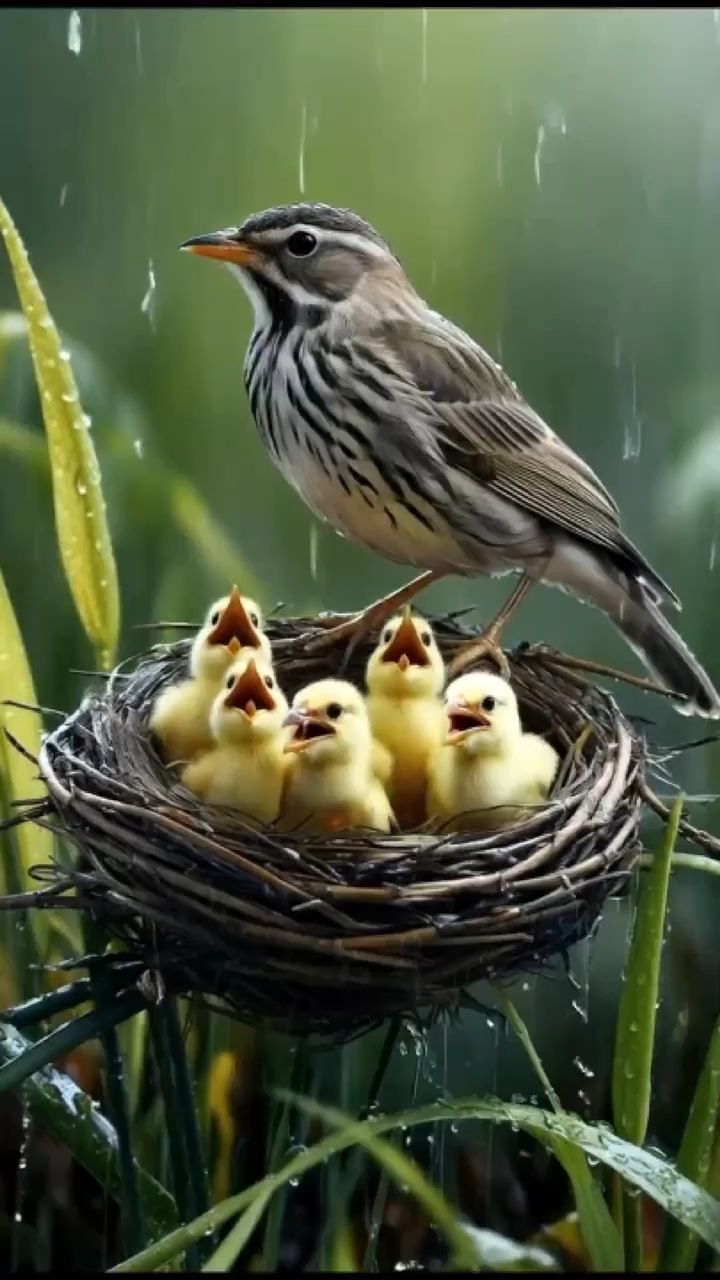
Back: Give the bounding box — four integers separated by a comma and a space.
180, 203, 411, 327
210, 654, 286, 744
282, 677, 371, 767
191, 587, 271, 681
366, 608, 444, 699
443, 671, 521, 756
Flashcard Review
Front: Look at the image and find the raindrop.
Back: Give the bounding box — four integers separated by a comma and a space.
59, 183, 69, 208
133, 438, 145, 459
298, 103, 307, 196
134, 19, 144, 74
67, 9, 82, 56
289, 1175, 300, 1188
141, 259, 157, 331
75, 479, 87, 497
533, 125, 545, 186
571, 999, 588, 1023
573, 1057, 595, 1079
710, 538, 717, 571
496, 140, 504, 186
420, 8, 428, 85
309, 522, 319, 581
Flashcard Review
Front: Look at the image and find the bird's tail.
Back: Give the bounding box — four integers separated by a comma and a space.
546, 546, 720, 718
606, 579, 719, 719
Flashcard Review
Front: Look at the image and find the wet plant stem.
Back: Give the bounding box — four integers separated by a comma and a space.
162, 999, 213, 1257
148, 1002, 199, 1270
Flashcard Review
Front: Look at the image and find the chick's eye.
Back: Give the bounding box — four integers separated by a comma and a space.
421, 631, 431, 646
326, 702, 343, 719
226, 676, 235, 689
482, 696, 496, 712
265, 676, 274, 688
250, 613, 259, 627
383, 629, 393, 643
287, 230, 317, 258
211, 612, 220, 626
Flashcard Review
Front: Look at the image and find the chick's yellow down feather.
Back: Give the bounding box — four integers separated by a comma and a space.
149, 587, 271, 765
181, 654, 289, 823
279, 678, 394, 834
427, 671, 559, 833
365, 610, 445, 827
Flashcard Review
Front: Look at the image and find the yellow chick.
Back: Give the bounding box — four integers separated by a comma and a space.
149, 586, 272, 765
427, 671, 560, 833
181, 654, 288, 823
365, 609, 446, 828
280, 678, 394, 835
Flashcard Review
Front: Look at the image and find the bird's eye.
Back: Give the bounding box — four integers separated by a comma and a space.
326, 702, 343, 719
482, 696, 496, 712
250, 612, 259, 627
287, 230, 318, 258
226, 676, 235, 689
421, 631, 431, 646
265, 676, 274, 688
383, 629, 393, 643
211, 611, 220, 626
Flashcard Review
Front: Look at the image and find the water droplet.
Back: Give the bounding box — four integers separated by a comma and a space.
59, 183, 69, 208
133, 437, 144, 459
573, 1057, 595, 1079
420, 8, 428, 85
533, 124, 545, 186
298, 103, 307, 196
309, 522, 319, 582
141, 259, 157, 331
67, 10, 82, 56
75, 479, 87, 496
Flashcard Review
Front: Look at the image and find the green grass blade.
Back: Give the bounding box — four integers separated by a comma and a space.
201, 1186, 275, 1272
499, 992, 622, 1272
0, 991, 145, 1094
0, 199, 120, 668
612, 796, 682, 1267
111, 1097, 720, 1273
659, 1010, 720, 1272
0, 1021, 177, 1241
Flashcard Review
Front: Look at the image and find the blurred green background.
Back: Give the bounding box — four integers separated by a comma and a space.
1, 5, 720, 1257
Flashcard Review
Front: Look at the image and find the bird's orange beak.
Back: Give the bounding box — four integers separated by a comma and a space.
180, 230, 264, 267
208, 587, 262, 652
282, 707, 336, 753
224, 659, 276, 718
381, 610, 429, 672
445, 701, 491, 743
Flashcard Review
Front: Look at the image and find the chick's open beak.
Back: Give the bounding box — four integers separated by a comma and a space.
445, 701, 491, 742
208, 586, 262, 651
381, 611, 429, 671
180, 230, 263, 268
224, 659, 276, 718
282, 707, 337, 753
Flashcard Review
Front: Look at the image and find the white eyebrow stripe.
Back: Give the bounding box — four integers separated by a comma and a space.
251, 224, 389, 260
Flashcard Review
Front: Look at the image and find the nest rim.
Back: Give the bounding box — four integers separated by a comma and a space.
16, 614, 646, 1042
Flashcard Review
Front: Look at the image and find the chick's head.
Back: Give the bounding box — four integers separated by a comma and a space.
191, 586, 271, 680
443, 671, 522, 756
283, 679, 371, 766
210, 654, 287, 744
366, 609, 444, 698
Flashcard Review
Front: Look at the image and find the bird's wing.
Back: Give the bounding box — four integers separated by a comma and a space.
365, 319, 676, 602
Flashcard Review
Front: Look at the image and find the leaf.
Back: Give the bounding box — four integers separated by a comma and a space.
659, 1010, 720, 1272
111, 1096, 720, 1273
498, 991, 621, 1272
0, 199, 120, 668
0, 1021, 177, 1241
612, 797, 682, 1267
0, 565, 51, 949
455, 1224, 558, 1271
201, 1186, 274, 1273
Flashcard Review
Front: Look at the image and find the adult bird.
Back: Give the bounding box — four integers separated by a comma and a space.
181, 203, 720, 718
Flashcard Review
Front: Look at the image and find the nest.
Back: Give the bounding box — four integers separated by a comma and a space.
9, 615, 648, 1042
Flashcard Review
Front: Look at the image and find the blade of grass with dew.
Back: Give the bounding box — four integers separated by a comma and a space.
659, 1009, 720, 1272
497, 991, 622, 1272
0, 1022, 177, 1240
201, 1185, 275, 1272
0, 199, 119, 669
612, 796, 682, 1268
0, 567, 51, 955
112, 1097, 720, 1273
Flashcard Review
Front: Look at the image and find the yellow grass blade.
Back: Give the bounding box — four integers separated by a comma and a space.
0, 567, 51, 914
0, 201, 120, 669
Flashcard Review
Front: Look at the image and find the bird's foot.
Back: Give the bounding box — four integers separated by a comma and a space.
447, 633, 511, 682
301, 600, 396, 672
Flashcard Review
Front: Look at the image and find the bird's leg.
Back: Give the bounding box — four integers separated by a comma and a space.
303, 569, 445, 664
447, 574, 537, 681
